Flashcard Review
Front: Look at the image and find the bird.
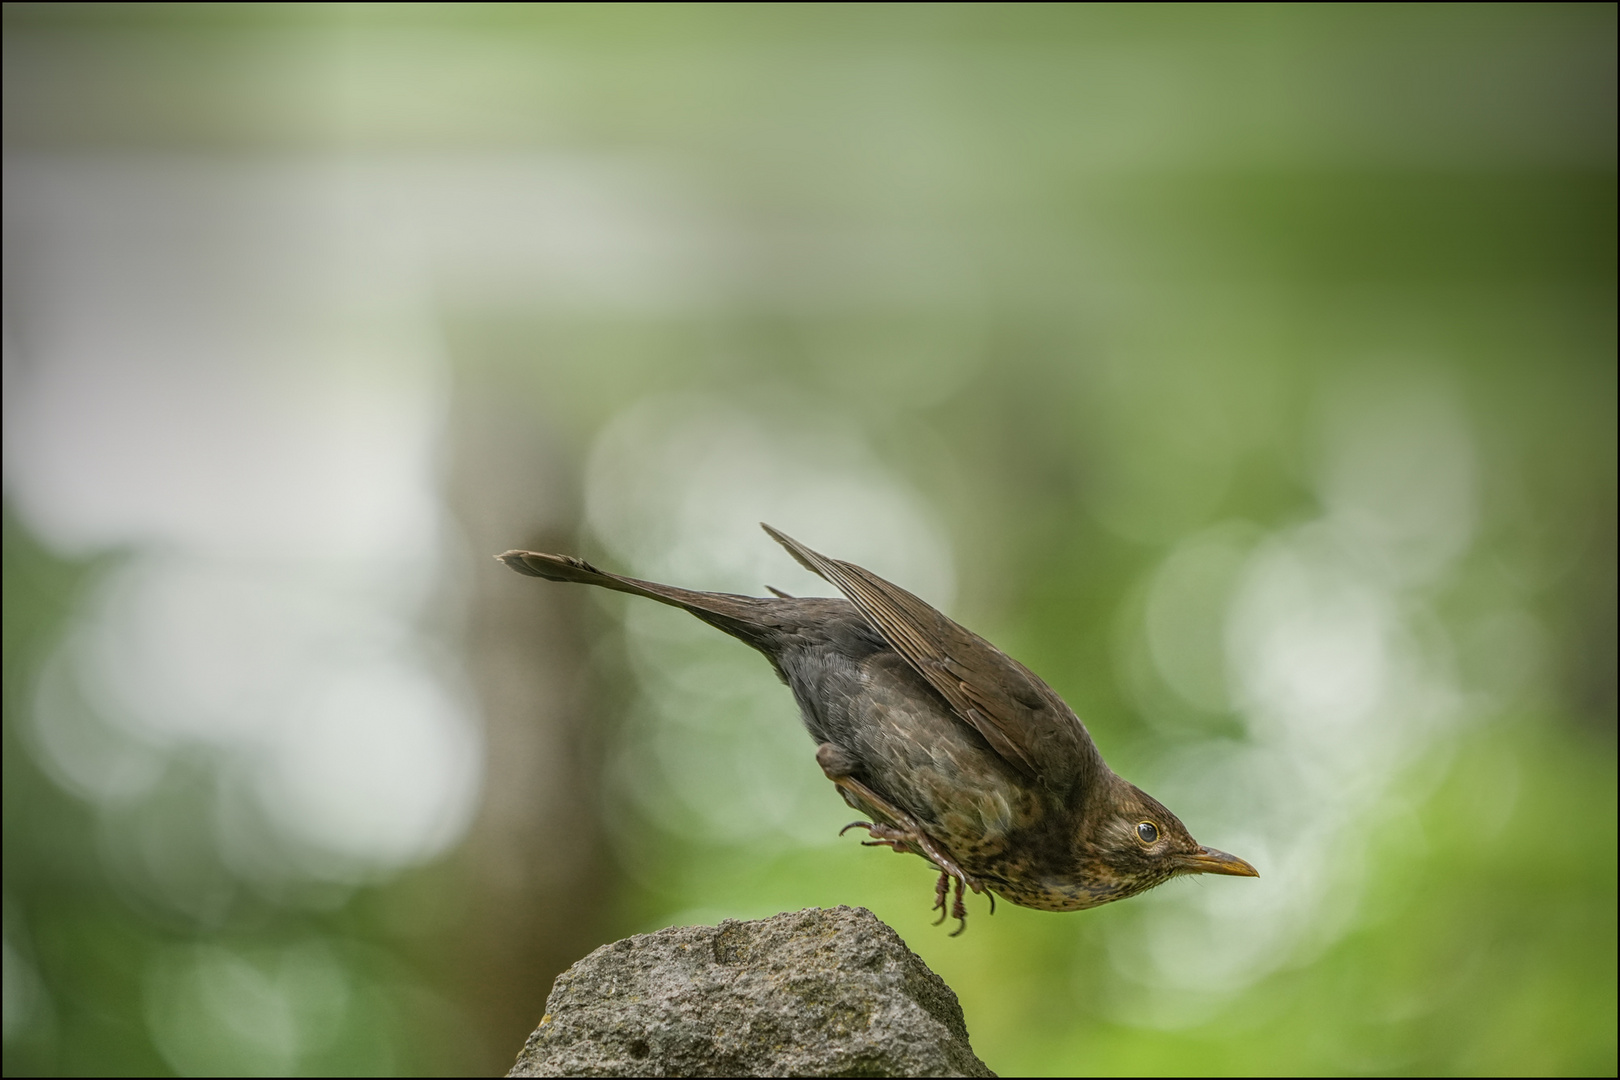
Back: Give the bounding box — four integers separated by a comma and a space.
498, 525, 1256, 934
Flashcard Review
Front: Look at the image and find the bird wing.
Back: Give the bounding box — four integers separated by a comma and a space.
762, 524, 1098, 786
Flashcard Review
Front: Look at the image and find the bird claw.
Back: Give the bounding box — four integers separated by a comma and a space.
844, 820, 916, 854
824, 769, 992, 934
932, 871, 972, 936
840, 816, 989, 935
841, 820, 905, 852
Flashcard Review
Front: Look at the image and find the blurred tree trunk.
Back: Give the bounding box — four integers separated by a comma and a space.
437, 372, 616, 1075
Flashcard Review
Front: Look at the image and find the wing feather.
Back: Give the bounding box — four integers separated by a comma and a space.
762, 524, 1099, 787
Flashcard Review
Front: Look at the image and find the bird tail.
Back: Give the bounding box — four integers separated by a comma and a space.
496, 549, 771, 638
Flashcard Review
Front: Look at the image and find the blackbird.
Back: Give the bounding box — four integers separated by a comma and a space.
499, 525, 1256, 933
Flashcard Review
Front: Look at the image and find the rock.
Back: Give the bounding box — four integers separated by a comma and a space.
507, 905, 994, 1077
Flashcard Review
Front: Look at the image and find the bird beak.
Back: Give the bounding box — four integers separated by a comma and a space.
1180, 846, 1259, 877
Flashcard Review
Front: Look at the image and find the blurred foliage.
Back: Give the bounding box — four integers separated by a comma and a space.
4, 3, 1616, 1077
3, 514, 463, 1077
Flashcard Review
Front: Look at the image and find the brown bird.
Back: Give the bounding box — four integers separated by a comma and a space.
499, 525, 1256, 933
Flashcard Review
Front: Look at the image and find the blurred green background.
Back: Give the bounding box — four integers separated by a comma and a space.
3, 3, 1614, 1076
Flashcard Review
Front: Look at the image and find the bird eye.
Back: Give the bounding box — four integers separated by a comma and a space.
1136, 821, 1159, 844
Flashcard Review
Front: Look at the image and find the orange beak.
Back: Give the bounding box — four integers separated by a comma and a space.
1180, 846, 1259, 877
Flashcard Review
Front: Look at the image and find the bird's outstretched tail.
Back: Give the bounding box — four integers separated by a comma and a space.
499, 550, 651, 593
496, 549, 772, 640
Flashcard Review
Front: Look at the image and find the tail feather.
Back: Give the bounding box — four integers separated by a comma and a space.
498, 550, 649, 595
496, 549, 770, 637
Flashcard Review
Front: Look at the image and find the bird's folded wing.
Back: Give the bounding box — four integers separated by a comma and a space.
762, 525, 1097, 786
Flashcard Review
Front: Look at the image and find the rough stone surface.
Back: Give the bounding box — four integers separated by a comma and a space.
507, 905, 994, 1077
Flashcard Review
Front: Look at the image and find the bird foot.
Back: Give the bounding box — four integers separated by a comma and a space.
934, 869, 968, 934
830, 797, 989, 935
817, 744, 991, 934
840, 816, 986, 935
931, 872, 994, 933
839, 820, 909, 853
840, 819, 916, 853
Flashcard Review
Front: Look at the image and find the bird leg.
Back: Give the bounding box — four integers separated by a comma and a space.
817, 743, 987, 935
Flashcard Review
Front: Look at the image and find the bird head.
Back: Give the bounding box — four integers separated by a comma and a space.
1074, 779, 1258, 905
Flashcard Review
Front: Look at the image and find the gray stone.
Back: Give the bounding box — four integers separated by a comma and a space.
507, 905, 994, 1077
